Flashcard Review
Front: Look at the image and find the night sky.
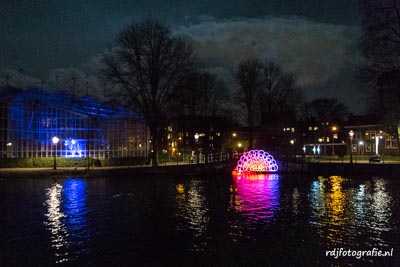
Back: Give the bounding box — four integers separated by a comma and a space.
0, 0, 364, 113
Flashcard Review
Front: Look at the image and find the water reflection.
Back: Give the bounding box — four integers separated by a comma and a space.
310, 176, 394, 248
354, 178, 394, 247
175, 180, 209, 251
44, 178, 88, 263
291, 187, 301, 216
63, 179, 89, 254
44, 183, 69, 262
229, 173, 280, 240
371, 179, 392, 230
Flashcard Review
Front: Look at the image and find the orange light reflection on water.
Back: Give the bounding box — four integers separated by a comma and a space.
175, 181, 209, 251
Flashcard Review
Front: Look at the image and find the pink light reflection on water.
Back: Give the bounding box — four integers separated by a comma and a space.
229, 173, 280, 239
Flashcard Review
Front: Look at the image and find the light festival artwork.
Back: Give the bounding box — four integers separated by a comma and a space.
64, 138, 85, 157
233, 149, 279, 173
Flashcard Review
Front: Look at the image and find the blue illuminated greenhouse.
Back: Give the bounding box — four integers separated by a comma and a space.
0, 87, 148, 159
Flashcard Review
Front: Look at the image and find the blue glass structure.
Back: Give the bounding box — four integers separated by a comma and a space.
0, 87, 148, 158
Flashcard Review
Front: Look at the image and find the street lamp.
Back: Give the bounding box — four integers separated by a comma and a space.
331, 126, 337, 155
359, 141, 364, 154
52, 136, 59, 170
348, 130, 354, 164
322, 122, 329, 155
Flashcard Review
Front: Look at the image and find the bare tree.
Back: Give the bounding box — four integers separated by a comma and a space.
197, 71, 228, 117
235, 57, 264, 150
359, 0, 400, 146
102, 18, 195, 166
302, 97, 349, 155
360, 0, 400, 71
359, 0, 400, 112
260, 62, 303, 126
304, 98, 349, 123
175, 70, 228, 117
171, 69, 229, 152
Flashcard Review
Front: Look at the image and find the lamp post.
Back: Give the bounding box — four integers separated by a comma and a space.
322, 122, 329, 155
348, 130, 354, 164
52, 136, 59, 170
331, 126, 337, 155
358, 141, 364, 155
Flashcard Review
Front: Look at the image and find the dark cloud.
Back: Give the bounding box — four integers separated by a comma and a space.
1, 1, 363, 112
177, 17, 364, 113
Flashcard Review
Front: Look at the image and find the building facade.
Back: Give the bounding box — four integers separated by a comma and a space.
0, 87, 148, 159
345, 115, 399, 156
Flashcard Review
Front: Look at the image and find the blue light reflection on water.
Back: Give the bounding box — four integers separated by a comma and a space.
63, 179, 88, 231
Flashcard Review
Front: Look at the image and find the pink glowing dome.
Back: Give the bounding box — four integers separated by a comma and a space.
234, 149, 278, 173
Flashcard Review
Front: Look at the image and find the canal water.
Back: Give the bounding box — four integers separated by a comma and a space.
1, 173, 399, 266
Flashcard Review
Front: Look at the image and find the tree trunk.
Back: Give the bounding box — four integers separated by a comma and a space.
149, 126, 160, 167
152, 144, 159, 167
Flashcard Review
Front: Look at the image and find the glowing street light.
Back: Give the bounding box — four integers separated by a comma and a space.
331, 126, 338, 155
359, 140, 364, 154
52, 136, 59, 170
348, 130, 354, 164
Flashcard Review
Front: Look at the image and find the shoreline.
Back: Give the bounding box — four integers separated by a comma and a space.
0, 163, 230, 179
1, 161, 400, 179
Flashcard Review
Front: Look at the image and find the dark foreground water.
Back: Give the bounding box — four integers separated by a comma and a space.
1, 173, 400, 266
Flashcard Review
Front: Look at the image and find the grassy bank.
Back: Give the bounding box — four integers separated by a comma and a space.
0, 157, 147, 168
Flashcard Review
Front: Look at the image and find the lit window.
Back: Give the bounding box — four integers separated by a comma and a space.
365, 131, 376, 139
385, 135, 398, 148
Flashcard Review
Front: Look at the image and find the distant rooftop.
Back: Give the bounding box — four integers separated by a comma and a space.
345, 114, 383, 128
0, 86, 140, 120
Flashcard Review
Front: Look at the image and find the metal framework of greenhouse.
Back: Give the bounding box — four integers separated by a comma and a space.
0, 87, 149, 159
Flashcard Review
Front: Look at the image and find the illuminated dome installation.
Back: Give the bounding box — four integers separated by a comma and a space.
234, 150, 278, 173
